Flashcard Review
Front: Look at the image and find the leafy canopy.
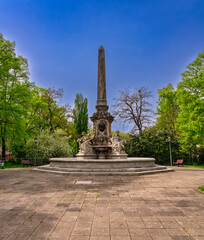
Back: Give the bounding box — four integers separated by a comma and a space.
73, 93, 88, 136
176, 51, 204, 151
0, 33, 33, 158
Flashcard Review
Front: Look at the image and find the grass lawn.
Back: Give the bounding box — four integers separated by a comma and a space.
1, 162, 25, 169
182, 163, 204, 169
198, 186, 204, 191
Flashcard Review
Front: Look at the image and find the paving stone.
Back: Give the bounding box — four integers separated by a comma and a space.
91, 237, 110, 240
130, 228, 150, 236
166, 228, 189, 236
127, 221, 146, 229
148, 228, 173, 240
69, 236, 90, 240
111, 236, 131, 240
144, 221, 164, 228
49, 235, 69, 240
0, 167, 203, 240
185, 227, 204, 236
131, 236, 152, 240
91, 227, 110, 235
110, 227, 130, 236
171, 237, 194, 240
71, 226, 91, 235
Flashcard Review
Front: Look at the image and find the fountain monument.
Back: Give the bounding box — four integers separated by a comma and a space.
36, 46, 173, 175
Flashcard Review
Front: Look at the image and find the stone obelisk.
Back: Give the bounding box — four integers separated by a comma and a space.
97, 46, 107, 106
91, 45, 114, 149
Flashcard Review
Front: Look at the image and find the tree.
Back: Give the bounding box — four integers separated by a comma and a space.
73, 93, 88, 136
112, 87, 154, 134
41, 88, 72, 133
0, 34, 33, 159
24, 86, 47, 137
156, 84, 179, 136
25, 129, 72, 162
176, 51, 204, 153
125, 126, 181, 164
155, 51, 204, 162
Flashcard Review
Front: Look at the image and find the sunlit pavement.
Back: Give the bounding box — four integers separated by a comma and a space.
0, 167, 203, 240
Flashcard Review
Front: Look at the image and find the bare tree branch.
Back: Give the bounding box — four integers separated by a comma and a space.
112, 87, 154, 133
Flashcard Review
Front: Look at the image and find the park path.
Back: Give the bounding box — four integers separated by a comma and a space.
0, 167, 203, 240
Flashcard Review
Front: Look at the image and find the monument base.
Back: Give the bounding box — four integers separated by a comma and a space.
76, 152, 128, 160
34, 157, 173, 175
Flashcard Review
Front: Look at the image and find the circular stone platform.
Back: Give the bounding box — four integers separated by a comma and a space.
34, 157, 173, 175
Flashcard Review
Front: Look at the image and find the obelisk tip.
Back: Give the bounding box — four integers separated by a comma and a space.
99, 45, 104, 50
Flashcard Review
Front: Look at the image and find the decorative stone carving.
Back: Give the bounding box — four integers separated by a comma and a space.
111, 130, 126, 154
76, 46, 127, 159
77, 132, 93, 154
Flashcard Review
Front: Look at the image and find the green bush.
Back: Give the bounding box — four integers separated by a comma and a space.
25, 130, 72, 160
198, 186, 204, 191
125, 126, 181, 164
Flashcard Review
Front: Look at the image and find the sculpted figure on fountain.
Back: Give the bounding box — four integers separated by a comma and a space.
77, 132, 93, 154
111, 130, 126, 154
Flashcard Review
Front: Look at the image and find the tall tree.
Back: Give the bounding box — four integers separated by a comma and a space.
73, 93, 88, 136
113, 87, 154, 134
41, 88, 71, 133
22, 86, 46, 138
0, 34, 32, 159
176, 51, 204, 152
156, 84, 179, 136
125, 126, 180, 164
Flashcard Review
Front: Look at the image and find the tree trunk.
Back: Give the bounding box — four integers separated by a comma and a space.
2, 137, 6, 160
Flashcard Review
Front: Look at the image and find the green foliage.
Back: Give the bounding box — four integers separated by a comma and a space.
0, 34, 74, 158
176, 51, 204, 152
73, 93, 88, 136
25, 130, 72, 160
156, 51, 204, 162
1, 162, 24, 169
157, 84, 179, 136
111, 131, 130, 140
125, 126, 180, 164
198, 186, 204, 191
183, 163, 204, 168
41, 88, 71, 133
0, 33, 33, 159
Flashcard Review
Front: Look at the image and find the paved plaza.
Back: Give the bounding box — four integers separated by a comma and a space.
0, 167, 203, 240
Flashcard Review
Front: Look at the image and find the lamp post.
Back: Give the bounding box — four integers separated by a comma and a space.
168, 136, 173, 166
196, 144, 200, 163
34, 137, 38, 166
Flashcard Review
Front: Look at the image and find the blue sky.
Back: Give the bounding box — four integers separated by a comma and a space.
0, 0, 204, 131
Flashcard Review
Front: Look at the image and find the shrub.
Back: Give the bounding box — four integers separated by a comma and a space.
25, 130, 72, 160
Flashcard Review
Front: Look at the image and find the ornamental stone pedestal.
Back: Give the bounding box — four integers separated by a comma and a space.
76, 46, 127, 160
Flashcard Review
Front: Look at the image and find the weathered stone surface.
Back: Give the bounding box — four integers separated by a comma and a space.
97, 45, 107, 106
49, 157, 156, 169
77, 46, 126, 159
1, 167, 204, 239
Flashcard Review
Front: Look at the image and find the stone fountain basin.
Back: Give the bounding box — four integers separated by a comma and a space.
93, 145, 112, 152
49, 157, 156, 169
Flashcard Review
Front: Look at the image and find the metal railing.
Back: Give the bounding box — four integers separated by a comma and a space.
8, 157, 50, 166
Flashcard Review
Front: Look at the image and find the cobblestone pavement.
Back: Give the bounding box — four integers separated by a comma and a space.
0, 167, 203, 240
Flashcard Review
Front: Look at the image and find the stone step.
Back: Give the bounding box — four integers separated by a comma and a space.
38, 165, 167, 173
32, 167, 174, 176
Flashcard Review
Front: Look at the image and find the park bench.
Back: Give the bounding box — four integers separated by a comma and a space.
23, 160, 32, 167
173, 159, 184, 167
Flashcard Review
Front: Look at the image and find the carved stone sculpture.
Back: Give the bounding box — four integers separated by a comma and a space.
77, 132, 93, 154
111, 130, 126, 154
